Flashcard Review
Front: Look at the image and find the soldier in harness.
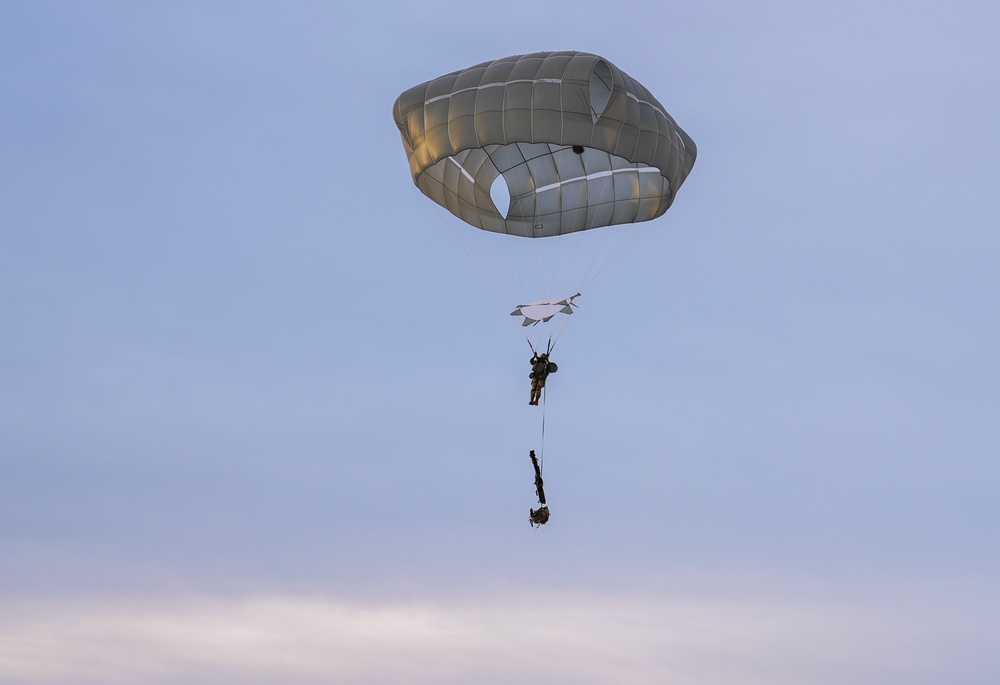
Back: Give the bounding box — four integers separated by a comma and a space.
529, 352, 557, 405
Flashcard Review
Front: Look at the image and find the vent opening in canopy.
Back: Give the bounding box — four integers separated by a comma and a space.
490, 173, 511, 219
589, 60, 613, 121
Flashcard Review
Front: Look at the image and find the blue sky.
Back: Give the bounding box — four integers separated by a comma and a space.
2, 1, 999, 682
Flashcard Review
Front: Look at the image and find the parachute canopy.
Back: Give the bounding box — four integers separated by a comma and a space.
393, 51, 697, 239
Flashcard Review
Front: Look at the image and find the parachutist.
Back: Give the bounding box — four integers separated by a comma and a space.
529, 450, 549, 527
529, 353, 557, 405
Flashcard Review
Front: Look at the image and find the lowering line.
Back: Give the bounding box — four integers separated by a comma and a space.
540, 383, 547, 473
528, 337, 553, 527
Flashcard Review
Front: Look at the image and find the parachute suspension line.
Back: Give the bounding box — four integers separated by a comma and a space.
558, 171, 601, 294
561, 178, 614, 294
579, 224, 618, 287
435, 159, 660, 357
575, 172, 626, 290
547, 293, 578, 350
524, 158, 554, 302
572, 165, 669, 295
528, 149, 591, 303
441, 212, 516, 316
539, 381, 548, 476
587, 219, 657, 286
587, 167, 669, 286
491, 226, 532, 313
501, 218, 529, 306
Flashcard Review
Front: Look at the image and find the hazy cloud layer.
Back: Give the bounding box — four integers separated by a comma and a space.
3, 584, 996, 685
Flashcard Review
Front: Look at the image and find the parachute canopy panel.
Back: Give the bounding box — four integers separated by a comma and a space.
511, 293, 581, 328
393, 51, 697, 239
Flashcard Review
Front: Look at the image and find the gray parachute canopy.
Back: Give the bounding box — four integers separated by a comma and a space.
393, 51, 697, 239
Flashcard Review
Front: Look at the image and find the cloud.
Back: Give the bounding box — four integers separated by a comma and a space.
1, 584, 995, 685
